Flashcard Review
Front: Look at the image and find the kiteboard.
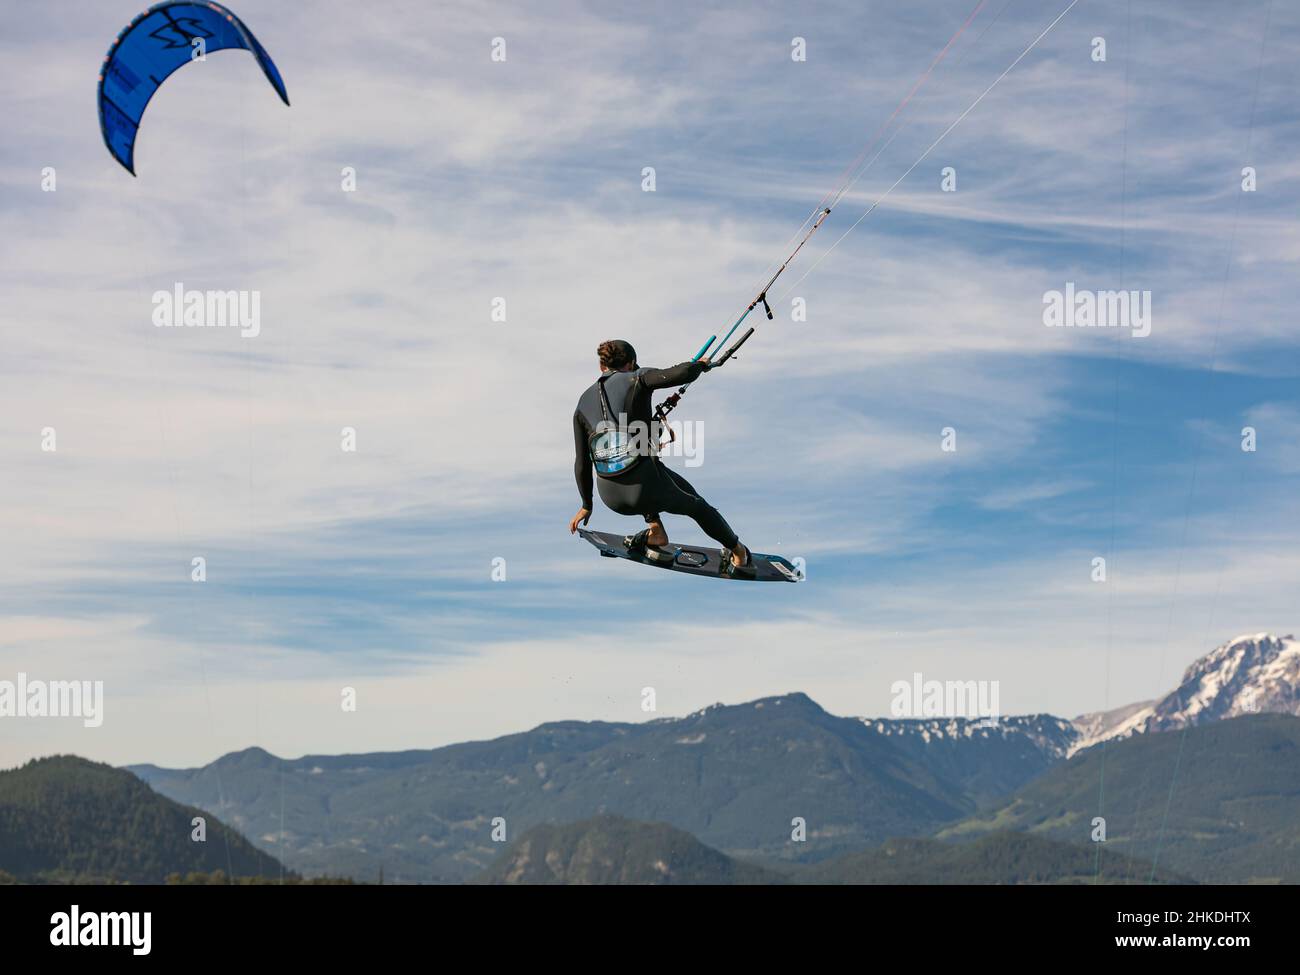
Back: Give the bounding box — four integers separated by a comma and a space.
577, 528, 801, 583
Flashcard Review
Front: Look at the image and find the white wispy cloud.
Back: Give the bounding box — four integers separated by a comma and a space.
1, 0, 1297, 767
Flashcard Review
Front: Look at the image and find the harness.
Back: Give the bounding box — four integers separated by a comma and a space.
587, 373, 643, 477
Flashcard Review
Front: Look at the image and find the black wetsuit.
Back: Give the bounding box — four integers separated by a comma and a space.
573, 362, 739, 549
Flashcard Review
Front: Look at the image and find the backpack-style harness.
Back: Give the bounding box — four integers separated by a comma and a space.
588, 373, 643, 477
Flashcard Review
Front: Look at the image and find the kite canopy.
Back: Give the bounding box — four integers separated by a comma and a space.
97, 1, 289, 175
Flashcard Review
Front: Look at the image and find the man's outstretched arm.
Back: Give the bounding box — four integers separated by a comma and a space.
639, 360, 708, 390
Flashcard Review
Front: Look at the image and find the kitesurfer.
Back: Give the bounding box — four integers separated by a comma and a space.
568, 340, 752, 573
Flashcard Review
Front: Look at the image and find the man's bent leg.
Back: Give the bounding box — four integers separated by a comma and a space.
655, 467, 739, 550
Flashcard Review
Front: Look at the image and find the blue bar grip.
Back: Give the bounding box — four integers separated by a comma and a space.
714, 307, 753, 360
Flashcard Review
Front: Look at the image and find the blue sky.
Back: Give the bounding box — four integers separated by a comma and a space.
1, 0, 1298, 768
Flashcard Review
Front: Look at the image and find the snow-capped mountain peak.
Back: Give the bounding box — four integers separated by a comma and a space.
1070, 633, 1300, 754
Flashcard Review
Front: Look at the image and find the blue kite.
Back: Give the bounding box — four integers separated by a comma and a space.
98, 1, 289, 175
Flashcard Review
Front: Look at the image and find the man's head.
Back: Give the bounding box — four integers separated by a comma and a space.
597, 339, 637, 372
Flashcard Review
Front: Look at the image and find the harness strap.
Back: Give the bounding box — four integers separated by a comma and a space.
596, 372, 615, 424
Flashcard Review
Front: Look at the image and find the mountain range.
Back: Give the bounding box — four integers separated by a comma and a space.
125, 633, 1300, 883
132, 692, 978, 880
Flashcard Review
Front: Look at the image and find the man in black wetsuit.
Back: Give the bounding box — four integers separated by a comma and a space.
568, 339, 751, 571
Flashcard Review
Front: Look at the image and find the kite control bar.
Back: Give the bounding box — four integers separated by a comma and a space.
653, 326, 755, 447
714, 326, 754, 368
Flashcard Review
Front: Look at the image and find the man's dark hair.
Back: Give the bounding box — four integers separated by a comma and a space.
597, 339, 637, 371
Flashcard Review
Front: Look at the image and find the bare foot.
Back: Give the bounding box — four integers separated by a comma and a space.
646, 521, 669, 547
730, 541, 749, 567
